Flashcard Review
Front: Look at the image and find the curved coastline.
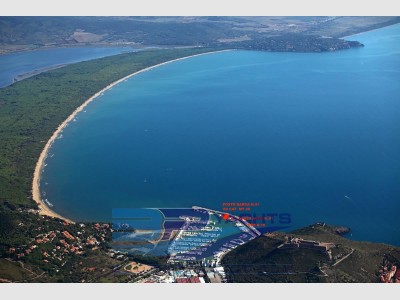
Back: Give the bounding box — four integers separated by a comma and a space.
31, 49, 232, 223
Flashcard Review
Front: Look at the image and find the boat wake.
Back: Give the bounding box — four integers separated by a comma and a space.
44, 199, 54, 208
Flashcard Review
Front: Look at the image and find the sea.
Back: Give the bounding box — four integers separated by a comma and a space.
40, 25, 400, 245
0, 46, 137, 88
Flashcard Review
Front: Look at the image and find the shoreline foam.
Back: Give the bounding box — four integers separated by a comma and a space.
31, 49, 232, 223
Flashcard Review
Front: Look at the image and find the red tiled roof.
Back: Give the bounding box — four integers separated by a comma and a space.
176, 277, 201, 283
395, 269, 400, 278
62, 231, 75, 240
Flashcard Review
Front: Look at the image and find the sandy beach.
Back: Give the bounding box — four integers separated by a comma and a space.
31, 49, 232, 223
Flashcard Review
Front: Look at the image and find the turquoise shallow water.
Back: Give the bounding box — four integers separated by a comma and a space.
0, 46, 136, 88
42, 25, 400, 245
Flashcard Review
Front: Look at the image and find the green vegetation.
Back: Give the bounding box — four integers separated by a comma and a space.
126, 253, 169, 268
0, 203, 132, 283
0, 44, 399, 282
0, 47, 219, 209
0, 258, 35, 282
0, 48, 219, 282
233, 34, 364, 52
0, 17, 238, 50
1, 17, 399, 54
222, 223, 400, 283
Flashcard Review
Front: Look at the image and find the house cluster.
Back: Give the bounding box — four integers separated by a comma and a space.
379, 261, 400, 283
133, 260, 228, 283
176, 277, 205, 283
8, 222, 112, 265
9, 229, 59, 260
138, 268, 207, 283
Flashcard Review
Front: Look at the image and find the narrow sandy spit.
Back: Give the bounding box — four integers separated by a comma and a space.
32, 49, 233, 223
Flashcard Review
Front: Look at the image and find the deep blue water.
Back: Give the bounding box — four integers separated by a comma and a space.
42, 25, 400, 245
0, 46, 136, 87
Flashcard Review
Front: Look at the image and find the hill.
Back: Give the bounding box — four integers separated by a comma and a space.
221, 223, 400, 283
1, 16, 399, 54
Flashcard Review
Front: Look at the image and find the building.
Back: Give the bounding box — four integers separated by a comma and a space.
176, 277, 201, 283
279, 238, 334, 252
62, 231, 75, 240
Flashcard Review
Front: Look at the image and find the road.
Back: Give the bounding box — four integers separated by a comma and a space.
332, 248, 355, 267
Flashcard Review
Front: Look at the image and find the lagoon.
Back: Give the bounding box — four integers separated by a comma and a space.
0, 46, 136, 88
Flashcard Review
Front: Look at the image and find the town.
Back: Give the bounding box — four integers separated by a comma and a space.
1, 206, 400, 283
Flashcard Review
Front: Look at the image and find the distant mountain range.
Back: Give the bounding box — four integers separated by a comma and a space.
0, 16, 399, 54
